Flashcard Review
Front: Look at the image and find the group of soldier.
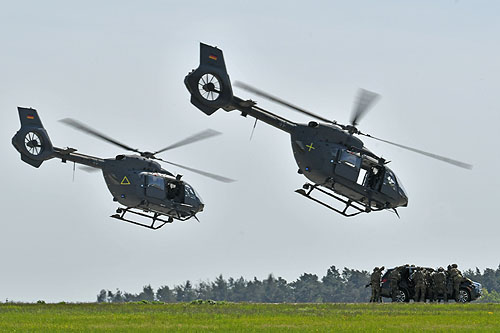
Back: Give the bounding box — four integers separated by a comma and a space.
368, 264, 465, 303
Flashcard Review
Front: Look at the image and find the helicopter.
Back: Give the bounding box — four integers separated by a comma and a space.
184, 43, 472, 217
12, 107, 234, 229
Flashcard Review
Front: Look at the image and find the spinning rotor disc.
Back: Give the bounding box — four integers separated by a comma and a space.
24, 131, 42, 156
198, 73, 220, 101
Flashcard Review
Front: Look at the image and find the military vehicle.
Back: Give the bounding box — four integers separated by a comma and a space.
380, 266, 482, 302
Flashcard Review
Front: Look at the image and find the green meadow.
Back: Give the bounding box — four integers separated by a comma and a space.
0, 302, 499, 332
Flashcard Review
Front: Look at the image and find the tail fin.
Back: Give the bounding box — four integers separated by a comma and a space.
12, 107, 55, 168
184, 43, 234, 115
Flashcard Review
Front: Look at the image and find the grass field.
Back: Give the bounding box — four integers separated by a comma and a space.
0, 302, 499, 332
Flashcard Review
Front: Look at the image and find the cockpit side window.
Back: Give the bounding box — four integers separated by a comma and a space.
184, 184, 197, 200
363, 166, 383, 190
383, 170, 397, 192
395, 173, 408, 197
166, 181, 184, 202
379, 169, 400, 200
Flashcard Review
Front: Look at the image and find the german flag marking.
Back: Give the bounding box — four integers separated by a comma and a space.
209, 55, 217, 61
27, 115, 35, 120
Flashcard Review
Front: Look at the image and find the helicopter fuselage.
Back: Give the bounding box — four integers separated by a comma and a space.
184, 43, 409, 213
290, 123, 408, 209
215, 96, 408, 210
184, 42, 473, 216
11, 108, 205, 223
101, 154, 204, 219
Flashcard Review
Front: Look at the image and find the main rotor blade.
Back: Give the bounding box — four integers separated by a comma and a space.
351, 88, 380, 126
60, 118, 140, 153
157, 158, 236, 183
360, 133, 473, 170
234, 81, 333, 124
154, 129, 222, 155
79, 165, 101, 173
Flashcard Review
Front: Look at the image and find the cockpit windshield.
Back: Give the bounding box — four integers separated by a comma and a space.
395, 173, 408, 197
383, 170, 398, 192
184, 183, 203, 204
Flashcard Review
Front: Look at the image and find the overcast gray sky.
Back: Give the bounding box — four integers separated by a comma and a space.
1, 1, 499, 302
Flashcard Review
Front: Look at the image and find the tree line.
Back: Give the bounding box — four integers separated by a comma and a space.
96, 265, 500, 303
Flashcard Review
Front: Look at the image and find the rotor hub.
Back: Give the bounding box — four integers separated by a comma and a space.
203, 82, 216, 92
345, 125, 359, 135
198, 73, 220, 101
24, 131, 42, 156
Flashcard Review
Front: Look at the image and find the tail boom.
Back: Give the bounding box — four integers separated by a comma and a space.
13, 107, 105, 169
185, 43, 295, 134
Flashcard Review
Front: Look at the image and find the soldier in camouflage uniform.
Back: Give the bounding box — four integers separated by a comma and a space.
389, 266, 402, 302
432, 267, 448, 302
369, 266, 384, 302
424, 268, 434, 302
446, 265, 453, 296
450, 263, 463, 302
413, 267, 426, 302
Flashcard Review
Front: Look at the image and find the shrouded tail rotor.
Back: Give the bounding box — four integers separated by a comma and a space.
12, 107, 55, 168
184, 43, 234, 115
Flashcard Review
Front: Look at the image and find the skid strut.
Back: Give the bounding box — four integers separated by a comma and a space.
111, 207, 174, 230
295, 183, 385, 217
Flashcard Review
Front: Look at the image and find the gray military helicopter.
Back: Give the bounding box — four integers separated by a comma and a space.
12, 107, 234, 229
184, 43, 472, 217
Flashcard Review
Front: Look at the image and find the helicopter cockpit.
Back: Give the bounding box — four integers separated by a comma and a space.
363, 163, 408, 208
142, 172, 204, 210
332, 148, 408, 208
142, 173, 184, 202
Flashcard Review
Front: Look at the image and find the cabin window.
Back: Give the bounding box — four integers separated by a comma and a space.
145, 174, 166, 199
147, 175, 165, 191
334, 149, 362, 182
339, 150, 361, 168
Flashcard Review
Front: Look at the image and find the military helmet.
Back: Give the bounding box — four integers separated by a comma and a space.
452, 263, 458, 268
374, 267, 379, 271
438, 267, 444, 272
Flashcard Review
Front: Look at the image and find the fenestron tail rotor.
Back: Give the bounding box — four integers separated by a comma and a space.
24, 131, 43, 156
198, 74, 221, 101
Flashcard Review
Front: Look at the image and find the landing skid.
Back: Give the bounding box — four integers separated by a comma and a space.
295, 183, 386, 217
110, 207, 175, 230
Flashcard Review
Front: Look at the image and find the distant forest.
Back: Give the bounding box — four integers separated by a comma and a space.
97, 265, 500, 303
